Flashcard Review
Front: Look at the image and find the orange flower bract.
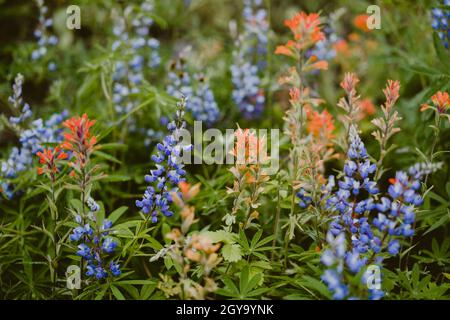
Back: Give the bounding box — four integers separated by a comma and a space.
61, 113, 98, 176
431, 91, 450, 113
307, 110, 335, 141
36, 147, 68, 180
354, 14, 370, 32
275, 11, 325, 57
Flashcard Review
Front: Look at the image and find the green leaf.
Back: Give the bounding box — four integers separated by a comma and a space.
110, 285, 126, 300
101, 175, 131, 182
433, 32, 450, 72
300, 275, 331, 299
108, 206, 128, 223
93, 150, 122, 164
203, 230, 235, 244
222, 243, 243, 262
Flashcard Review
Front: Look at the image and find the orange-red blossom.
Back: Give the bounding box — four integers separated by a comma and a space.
421, 91, 450, 115
275, 11, 327, 65
232, 128, 269, 166
36, 147, 68, 179
354, 15, 371, 32
307, 110, 335, 141
61, 113, 97, 175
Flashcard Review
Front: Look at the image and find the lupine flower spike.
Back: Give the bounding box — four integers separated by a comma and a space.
167, 58, 220, 125
32, 0, 58, 70
111, 0, 161, 131
136, 97, 192, 223
230, 0, 268, 119
321, 125, 438, 299
70, 198, 121, 279
431, 1, 450, 49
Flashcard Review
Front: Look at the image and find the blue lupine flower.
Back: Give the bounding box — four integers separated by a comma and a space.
8, 74, 32, 125
31, 0, 58, 69
111, 0, 161, 131
101, 219, 113, 232
110, 262, 121, 277
136, 97, 192, 223
387, 239, 400, 255
306, 12, 343, 70
70, 226, 85, 241
69, 197, 120, 280
320, 125, 436, 299
230, 0, 268, 119
86, 264, 95, 277
102, 237, 117, 253
431, 1, 450, 48
167, 59, 220, 125
77, 243, 91, 259
296, 188, 312, 208
87, 197, 100, 212
94, 266, 108, 280
346, 250, 366, 273
0, 75, 67, 199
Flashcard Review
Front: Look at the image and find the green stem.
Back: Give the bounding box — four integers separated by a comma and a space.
123, 213, 151, 269
271, 184, 281, 262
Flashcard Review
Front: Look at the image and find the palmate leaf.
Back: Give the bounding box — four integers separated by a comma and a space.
222, 243, 242, 262
217, 265, 266, 299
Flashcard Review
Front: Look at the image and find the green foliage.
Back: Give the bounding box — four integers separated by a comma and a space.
0, 0, 449, 300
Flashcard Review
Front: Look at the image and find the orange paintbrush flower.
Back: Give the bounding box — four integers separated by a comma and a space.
354, 14, 370, 32
285, 12, 325, 43
421, 91, 450, 118
333, 39, 350, 56
62, 113, 97, 152
357, 98, 376, 120
233, 128, 268, 165
307, 110, 335, 141
275, 11, 325, 57
340, 72, 360, 95
431, 91, 450, 113
61, 113, 98, 175
36, 147, 68, 181
383, 80, 400, 110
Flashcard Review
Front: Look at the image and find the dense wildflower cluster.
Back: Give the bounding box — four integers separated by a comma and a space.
1, 1, 450, 302
31, 0, 58, 70
0, 75, 67, 198
111, 0, 161, 128
70, 198, 121, 279
0, 116, 66, 194
230, 0, 268, 119
320, 125, 434, 300
431, 1, 450, 48
167, 59, 220, 125
136, 98, 192, 223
